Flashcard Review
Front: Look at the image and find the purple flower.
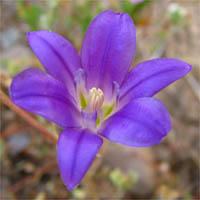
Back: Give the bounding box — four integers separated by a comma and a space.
10, 10, 191, 190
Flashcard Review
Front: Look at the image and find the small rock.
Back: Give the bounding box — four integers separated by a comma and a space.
0, 28, 20, 49
7, 132, 30, 154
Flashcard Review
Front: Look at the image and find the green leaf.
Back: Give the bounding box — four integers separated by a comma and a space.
17, 0, 44, 30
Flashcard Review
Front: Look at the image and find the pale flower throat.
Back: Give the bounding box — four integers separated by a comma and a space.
79, 86, 115, 131
88, 88, 104, 111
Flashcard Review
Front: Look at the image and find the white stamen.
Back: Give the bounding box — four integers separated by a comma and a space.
88, 88, 104, 111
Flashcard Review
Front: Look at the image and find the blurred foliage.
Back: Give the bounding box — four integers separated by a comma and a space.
171, 11, 183, 25
72, 188, 86, 199
17, 0, 44, 30
16, 0, 153, 34
1, 57, 26, 75
16, 0, 60, 30
39, 0, 60, 29
65, 0, 105, 34
167, 3, 187, 25
1, 56, 42, 76
120, 0, 152, 25
183, 192, 193, 200
109, 168, 138, 191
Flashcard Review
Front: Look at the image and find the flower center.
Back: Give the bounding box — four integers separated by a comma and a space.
88, 88, 104, 111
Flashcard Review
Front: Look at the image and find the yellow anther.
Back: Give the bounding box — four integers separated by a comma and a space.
88, 88, 104, 111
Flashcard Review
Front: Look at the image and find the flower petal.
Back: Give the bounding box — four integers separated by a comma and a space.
99, 97, 171, 147
81, 10, 136, 100
57, 128, 103, 190
119, 58, 192, 104
27, 31, 81, 97
10, 68, 80, 128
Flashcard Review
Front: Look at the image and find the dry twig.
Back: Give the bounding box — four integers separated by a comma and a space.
0, 91, 57, 144
9, 161, 57, 193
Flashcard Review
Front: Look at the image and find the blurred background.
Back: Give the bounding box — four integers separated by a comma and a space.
0, 0, 199, 199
